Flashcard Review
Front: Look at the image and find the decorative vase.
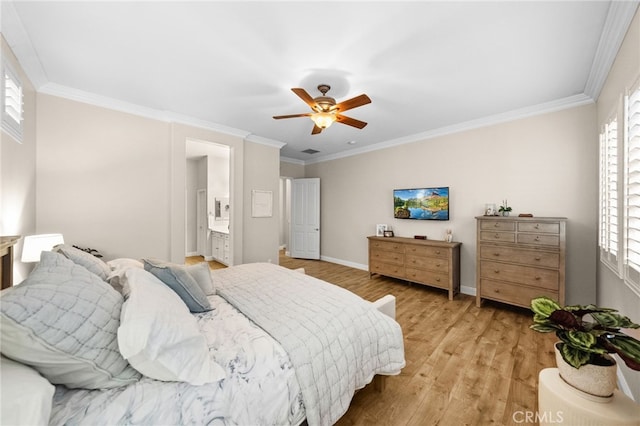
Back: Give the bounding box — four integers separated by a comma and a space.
554, 343, 617, 398
501, 211, 510, 217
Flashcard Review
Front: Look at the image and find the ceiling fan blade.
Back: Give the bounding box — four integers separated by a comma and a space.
335, 114, 368, 129
311, 124, 323, 135
333, 94, 371, 113
273, 113, 312, 119
291, 88, 318, 110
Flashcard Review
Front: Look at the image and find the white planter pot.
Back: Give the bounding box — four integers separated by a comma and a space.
554, 343, 617, 398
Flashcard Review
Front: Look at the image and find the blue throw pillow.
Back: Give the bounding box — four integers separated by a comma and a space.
142, 259, 212, 313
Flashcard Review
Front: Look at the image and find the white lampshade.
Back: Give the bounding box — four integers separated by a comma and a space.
21, 234, 64, 263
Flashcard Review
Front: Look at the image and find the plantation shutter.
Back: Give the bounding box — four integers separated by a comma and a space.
599, 116, 619, 272
1, 59, 23, 142
624, 83, 640, 290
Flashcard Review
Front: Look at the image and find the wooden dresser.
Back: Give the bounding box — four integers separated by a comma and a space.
475, 216, 566, 308
1, 235, 21, 289
368, 236, 461, 300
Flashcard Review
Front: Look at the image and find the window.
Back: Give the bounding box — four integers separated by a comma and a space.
599, 116, 619, 272
623, 81, 640, 294
1, 58, 23, 142
600, 77, 640, 296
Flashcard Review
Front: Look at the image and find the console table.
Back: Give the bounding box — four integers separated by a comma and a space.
368, 236, 461, 300
1, 235, 21, 289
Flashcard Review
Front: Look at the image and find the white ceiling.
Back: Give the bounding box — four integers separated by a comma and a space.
2, 1, 638, 163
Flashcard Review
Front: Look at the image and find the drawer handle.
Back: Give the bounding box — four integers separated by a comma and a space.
494, 269, 500, 274
435, 278, 441, 282
436, 263, 441, 267
535, 224, 540, 229
494, 234, 500, 239
535, 256, 541, 261
493, 252, 500, 257
435, 250, 441, 254
535, 277, 541, 281
494, 223, 499, 227
494, 289, 500, 293
535, 236, 540, 241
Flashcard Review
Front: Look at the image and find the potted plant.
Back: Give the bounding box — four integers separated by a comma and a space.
530, 296, 640, 397
498, 199, 512, 216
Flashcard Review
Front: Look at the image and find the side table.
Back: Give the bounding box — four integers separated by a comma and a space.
538, 368, 639, 425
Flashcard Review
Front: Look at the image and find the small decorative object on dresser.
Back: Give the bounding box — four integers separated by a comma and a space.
383, 230, 394, 237
368, 236, 461, 300
498, 199, 512, 216
475, 216, 566, 308
376, 224, 388, 237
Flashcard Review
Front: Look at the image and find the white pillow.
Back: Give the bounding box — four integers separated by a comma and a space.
1, 356, 55, 426
186, 262, 215, 295
53, 244, 111, 280
117, 267, 225, 385
106, 258, 144, 293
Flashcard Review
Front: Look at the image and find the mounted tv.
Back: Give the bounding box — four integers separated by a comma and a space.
394, 187, 449, 220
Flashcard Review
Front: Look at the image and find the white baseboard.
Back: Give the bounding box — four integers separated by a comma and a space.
320, 255, 368, 271
186, 251, 198, 257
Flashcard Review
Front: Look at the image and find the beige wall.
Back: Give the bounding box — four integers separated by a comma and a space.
1, 36, 37, 283
33, 94, 281, 266
243, 141, 281, 264
596, 9, 640, 401
36, 94, 173, 260
280, 160, 305, 178
305, 104, 598, 306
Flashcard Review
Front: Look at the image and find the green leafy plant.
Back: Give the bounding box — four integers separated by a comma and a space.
530, 296, 640, 370
498, 199, 512, 213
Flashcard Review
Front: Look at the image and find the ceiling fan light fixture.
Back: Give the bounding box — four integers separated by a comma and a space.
311, 111, 336, 129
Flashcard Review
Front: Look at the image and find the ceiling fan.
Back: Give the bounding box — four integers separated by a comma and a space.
273, 84, 371, 135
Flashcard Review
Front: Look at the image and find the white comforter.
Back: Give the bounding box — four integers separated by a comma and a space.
214, 263, 406, 426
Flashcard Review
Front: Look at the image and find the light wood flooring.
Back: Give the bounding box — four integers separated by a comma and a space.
188, 253, 558, 425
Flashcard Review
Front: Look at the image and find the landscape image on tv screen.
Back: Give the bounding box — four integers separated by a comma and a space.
394, 187, 449, 220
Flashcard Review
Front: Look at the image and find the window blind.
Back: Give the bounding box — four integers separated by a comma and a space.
1, 60, 23, 142
599, 116, 619, 271
624, 84, 640, 291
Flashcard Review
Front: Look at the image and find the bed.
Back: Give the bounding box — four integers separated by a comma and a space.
0, 245, 405, 426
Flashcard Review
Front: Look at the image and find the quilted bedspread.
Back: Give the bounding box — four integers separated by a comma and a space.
213, 262, 406, 426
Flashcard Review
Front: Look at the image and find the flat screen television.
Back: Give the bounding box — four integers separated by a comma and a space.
394, 187, 449, 220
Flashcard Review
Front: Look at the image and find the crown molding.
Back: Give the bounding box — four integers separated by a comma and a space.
280, 156, 306, 165
39, 82, 250, 138
302, 93, 594, 165
1, 1, 48, 88
245, 134, 286, 149
584, 0, 639, 99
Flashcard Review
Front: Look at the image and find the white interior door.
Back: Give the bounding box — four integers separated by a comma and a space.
290, 178, 320, 259
196, 189, 207, 256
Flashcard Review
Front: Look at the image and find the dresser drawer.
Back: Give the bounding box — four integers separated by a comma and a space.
480, 279, 559, 308
479, 246, 560, 268
405, 244, 448, 258
517, 222, 560, 234
370, 261, 405, 278
480, 221, 516, 231
517, 233, 560, 247
406, 267, 448, 289
480, 260, 559, 290
369, 240, 404, 253
405, 254, 449, 272
480, 231, 516, 243
370, 249, 404, 265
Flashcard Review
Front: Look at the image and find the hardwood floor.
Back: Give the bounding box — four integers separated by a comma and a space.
277, 252, 557, 426
185, 255, 227, 270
